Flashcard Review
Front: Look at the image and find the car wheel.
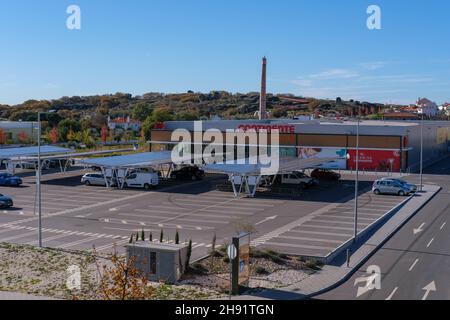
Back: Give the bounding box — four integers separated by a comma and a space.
192, 175, 197, 181
84, 180, 91, 186
172, 174, 177, 180
123, 183, 128, 189
144, 183, 151, 190
299, 182, 307, 190
374, 189, 381, 195
398, 190, 405, 196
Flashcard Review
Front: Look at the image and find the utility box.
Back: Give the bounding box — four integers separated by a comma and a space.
125, 242, 189, 284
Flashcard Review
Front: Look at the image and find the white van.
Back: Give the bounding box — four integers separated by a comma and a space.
122, 172, 159, 190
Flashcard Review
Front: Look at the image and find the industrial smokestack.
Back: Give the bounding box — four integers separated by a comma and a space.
259, 56, 267, 120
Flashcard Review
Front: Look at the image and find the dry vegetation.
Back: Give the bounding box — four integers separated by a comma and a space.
0, 243, 223, 300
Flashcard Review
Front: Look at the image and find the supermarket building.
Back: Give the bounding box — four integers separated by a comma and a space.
150, 119, 450, 173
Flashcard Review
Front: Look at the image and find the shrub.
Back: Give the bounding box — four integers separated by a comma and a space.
175, 230, 180, 244
255, 266, 267, 275
222, 257, 230, 263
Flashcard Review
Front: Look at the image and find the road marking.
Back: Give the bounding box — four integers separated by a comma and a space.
409, 259, 419, 272
385, 287, 398, 300
440, 222, 446, 230
413, 223, 425, 235
422, 281, 436, 300
57, 236, 101, 249
255, 216, 278, 226
426, 238, 434, 248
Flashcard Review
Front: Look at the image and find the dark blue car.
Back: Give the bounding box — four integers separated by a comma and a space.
0, 172, 22, 186
0, 194, 13, 208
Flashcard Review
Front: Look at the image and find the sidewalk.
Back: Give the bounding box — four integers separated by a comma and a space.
0, 291, 55, 300
231, 184, 441, 300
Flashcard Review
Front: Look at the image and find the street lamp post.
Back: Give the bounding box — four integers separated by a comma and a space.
353, 114, 360, 242
37, 112, 42, 247
419, 113, 424, 192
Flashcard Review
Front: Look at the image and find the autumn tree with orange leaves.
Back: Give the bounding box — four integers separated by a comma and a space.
93, 248, 155, 300
0, 129, 7, 144
49, 127, 58, 144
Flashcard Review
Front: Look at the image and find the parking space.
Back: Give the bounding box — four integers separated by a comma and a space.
0, 167, 413, 261
251, 190, 407, 258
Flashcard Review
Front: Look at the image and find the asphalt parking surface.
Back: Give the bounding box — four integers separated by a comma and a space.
0, 168, 410, 261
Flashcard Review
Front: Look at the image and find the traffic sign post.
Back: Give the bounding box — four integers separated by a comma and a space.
230, 233, 251, 296
226, 244, 237, 299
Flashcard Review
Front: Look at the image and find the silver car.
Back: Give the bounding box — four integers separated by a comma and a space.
372, 179, 411, 196
381, 178, 417, 193
81, 173, 109, 186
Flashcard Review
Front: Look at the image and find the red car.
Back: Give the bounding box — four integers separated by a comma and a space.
311, 169, 341, 181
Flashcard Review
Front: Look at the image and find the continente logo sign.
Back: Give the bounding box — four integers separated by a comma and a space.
170, 121, 281, 175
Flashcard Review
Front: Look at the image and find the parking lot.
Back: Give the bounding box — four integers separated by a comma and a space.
0, 168, 412, 261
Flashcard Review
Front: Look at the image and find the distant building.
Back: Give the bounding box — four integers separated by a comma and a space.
382, 112, 420, 120
107, 116, 141, 132
439, 103, 450, 116
416, 98, 438, 117
0, 121, 38, 144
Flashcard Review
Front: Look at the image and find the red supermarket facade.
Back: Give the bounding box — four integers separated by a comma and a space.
151, 119, 450, 173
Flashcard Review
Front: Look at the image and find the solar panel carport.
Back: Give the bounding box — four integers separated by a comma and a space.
204, 156, 341, 197
78, 152, 176, 189
0, 146, 71, 174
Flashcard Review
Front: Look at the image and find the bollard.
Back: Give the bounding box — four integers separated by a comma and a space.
346, 249, 351, 268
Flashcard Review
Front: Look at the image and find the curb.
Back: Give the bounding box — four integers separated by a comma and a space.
307, 186, 442, 299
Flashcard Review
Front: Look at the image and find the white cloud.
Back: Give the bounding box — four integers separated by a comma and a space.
308, 68, 359, 80
359, 61, 390, 70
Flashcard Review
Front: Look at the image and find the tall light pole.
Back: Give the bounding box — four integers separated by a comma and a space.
37, 112, 42, 247
353, 113, 360, 242
419, 113, 424, 192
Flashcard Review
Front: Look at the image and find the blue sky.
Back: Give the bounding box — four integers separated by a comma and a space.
0, 0, 449, 105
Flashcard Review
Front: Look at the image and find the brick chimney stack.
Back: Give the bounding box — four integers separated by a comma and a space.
259, 56, 268, 120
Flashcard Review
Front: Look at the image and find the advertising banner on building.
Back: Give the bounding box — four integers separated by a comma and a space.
347, 150, 401, 172
297, 147, 347, 169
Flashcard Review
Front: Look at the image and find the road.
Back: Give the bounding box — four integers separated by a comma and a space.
317, 158, 450, 300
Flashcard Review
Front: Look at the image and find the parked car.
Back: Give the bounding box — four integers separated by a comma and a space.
0, 172, 22, 186
311, 169, 341, 181
81, 173, 117, 187
20, 160, 50, 170
170, 166, 205, 181
372, 179, 411, 196
380, 178, 417, 193
0, 194, 14, 208
122, 172, 159, 190
274, 171, 317, 189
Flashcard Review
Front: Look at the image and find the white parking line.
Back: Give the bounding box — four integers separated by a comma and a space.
57, 236, 101, 249
277, 235, 344, 244
426, 238, 434, 248
287, 229, 352, 238
440, 222, 446, 230
385, 287, 398, 300
409, 259, 419, 272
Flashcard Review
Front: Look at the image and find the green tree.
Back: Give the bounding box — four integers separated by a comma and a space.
141, 108, 174, 140
129, 234, 133, 244
159, 229, 164, 243
132, 102, 152, 121
135, 233, 139, 242
149, 232, 153, 242
58, 119, 81, 142
140, 229, 145, 241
